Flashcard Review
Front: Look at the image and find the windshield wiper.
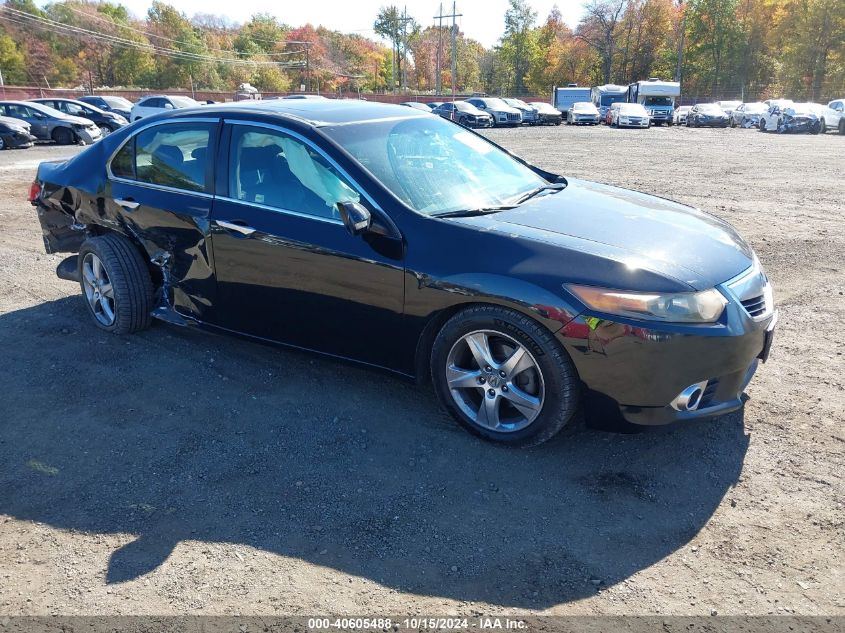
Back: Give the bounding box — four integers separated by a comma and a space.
511, 182, 567, 205
433, 205, 516, 219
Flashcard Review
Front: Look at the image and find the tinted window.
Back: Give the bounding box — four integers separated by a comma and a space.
111, 139, 134, 179
5, 104, 36, 118
58, 101, 88, 116
229, 125, 360, 221
135, 123, 212, 192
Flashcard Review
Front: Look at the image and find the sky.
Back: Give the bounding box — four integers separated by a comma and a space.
106, 0, 588, 48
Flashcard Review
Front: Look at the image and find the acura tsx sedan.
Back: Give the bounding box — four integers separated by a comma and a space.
29, 100, 776, 446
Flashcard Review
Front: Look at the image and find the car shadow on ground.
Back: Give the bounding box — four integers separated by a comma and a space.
0, 297, 749, 609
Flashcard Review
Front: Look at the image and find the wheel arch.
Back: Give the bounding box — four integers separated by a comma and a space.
412, 295, 580, 384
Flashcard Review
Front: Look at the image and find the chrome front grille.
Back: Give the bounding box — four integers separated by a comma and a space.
725, 260, 773, 320
741, 295, 767, 317
507, 112, 520, 121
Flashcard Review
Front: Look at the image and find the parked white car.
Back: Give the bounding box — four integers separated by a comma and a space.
758, 100, 794, 132
129, 95, 200, 121
673, 105, 692, 125
827, 99, 845, 134
612, 103, 650, 128
715, 100, 742, 117
730, 102, 768, 128
807, 100, 844, 133
566, 102, 600, 125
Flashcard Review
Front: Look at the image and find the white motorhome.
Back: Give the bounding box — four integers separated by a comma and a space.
627, 79, 680, 126
591, 84, 627, 119
552, 84, 592, 121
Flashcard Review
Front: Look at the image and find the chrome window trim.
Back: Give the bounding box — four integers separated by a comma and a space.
105, 117, 220, 194
223, 118, 384, 216
216, 195, 343, 226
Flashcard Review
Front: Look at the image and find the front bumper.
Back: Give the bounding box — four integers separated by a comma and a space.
3, 132, 36, 148
556, 269, 777, 426
618, 118, 649, 128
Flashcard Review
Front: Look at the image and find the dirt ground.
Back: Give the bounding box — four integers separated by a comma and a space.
0, 125, 842, 617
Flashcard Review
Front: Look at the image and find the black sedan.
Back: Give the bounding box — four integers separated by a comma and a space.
431, 101, 493, 128
686, 104, 730, 128
31, 98, 129, 137
29, 100, 777, 446
0, 115, 36, 149
78, 95, 134, 121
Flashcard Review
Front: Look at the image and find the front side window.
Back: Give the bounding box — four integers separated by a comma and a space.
323, 116, 546, 216
133, 123, 213, 191
229, 125, 360, 221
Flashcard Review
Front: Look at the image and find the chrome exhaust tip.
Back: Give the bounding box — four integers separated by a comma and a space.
670, 380, 709, 412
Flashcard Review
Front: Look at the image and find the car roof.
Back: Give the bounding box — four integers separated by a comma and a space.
172, 99, 428, 127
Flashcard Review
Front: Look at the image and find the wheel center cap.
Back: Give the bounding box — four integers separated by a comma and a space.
487, 373, 501, 388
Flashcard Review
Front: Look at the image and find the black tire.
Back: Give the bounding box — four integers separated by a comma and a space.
840, 119, 845, 135
52, 127, 74, 145
430, 305, 579, 447
819, 119, 826, 133
0, 136, 6, 150
78, 234, 154, 335
759, 119, 766, 131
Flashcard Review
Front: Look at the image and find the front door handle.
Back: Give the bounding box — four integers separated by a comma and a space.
115, 198, 139, 210
215, 220, 256, 236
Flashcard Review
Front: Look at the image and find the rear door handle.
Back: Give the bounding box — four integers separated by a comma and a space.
115, 198, 139, 210
215, 220, 256, 236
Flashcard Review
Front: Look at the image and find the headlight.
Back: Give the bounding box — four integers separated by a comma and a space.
71, 123, 86, 130
567, 285, 728, 323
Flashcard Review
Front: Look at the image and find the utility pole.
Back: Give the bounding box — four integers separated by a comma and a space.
434, 2, 461, 96
675, 0, 686, 83
434, 3, 443, 95
397, 7, 414, 92
450, 1, 460, 96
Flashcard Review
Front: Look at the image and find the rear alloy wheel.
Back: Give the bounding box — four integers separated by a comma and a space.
52, 127, 74, 145
431, 306, 579, 446
78, 234, 154, 334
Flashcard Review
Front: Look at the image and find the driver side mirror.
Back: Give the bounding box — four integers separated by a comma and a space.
336, 201, 372, 236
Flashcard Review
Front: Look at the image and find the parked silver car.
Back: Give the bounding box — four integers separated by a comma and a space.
808, 100, 844, 133
466, 98, 523, 127
730, 102, 768, 128
0, 100, 101, 145
502, 98, 538, 125
672, 105, 692, 125
566, 102, 600, 125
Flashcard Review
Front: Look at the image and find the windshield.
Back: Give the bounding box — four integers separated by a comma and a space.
620, 104, 646, 114
573, 102, 594, 111
744, 103, 767, 113
323, 116, 547, 216
599, 94, 625, 107
699, 105, 722, 113
102, 96, 133, 109
479, 98, 510, 110
643, 96, 673, 106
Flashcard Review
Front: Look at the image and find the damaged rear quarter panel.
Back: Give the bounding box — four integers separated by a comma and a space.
34, 123, 218, 322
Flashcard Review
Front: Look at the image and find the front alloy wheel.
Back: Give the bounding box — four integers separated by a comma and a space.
431, 306, 579, 446
446, 330, 544, 432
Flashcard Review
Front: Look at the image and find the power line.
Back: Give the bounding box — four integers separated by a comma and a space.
0, 6, 305, 67
59, 3, 306, 59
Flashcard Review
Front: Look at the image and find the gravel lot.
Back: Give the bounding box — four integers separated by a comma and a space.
0, 126, 842, 616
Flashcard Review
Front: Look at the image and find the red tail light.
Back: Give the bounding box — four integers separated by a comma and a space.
28, 181, 41, 203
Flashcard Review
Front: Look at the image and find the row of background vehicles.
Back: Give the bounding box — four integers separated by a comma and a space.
2, 85, 842, 150
674, 98, 845, 134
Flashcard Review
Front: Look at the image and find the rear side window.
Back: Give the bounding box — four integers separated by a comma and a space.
135, 123, 212, 192
111, 139, 134, 179
109, 122, 214, 192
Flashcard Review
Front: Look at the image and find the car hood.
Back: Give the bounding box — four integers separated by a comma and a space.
452, 178, 753, 291
491, 106, 521, 114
